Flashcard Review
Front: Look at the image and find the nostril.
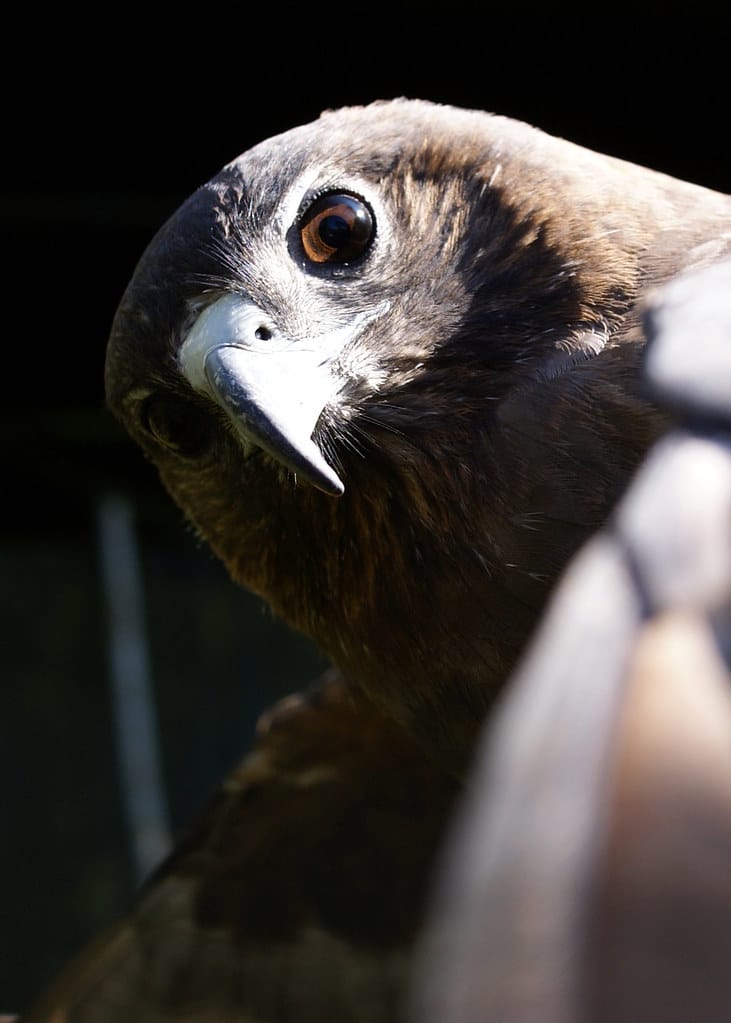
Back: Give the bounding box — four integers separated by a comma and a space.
255, 325, 272, 341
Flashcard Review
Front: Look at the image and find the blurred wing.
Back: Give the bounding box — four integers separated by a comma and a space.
411, 261, 731, 1023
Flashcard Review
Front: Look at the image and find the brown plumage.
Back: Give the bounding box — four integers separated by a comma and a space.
103, 97, 731, 773
23, 672, 459, 1022
22, 101, 731, 1020
411, 260, 731, 1023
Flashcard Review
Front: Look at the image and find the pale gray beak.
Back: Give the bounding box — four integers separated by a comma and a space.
179, 293, 371, 496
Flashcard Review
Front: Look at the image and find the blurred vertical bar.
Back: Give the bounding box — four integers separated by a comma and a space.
97, 493, 171, 882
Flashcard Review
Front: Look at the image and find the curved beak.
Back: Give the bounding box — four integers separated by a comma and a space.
179, 293, 367, 496
203, 343, 344, 495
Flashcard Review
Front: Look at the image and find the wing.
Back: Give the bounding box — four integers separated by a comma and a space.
23, 672, 459, 1023
411, 261, 731, 1023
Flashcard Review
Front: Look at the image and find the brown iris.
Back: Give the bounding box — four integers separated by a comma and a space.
298, 193, 375, 264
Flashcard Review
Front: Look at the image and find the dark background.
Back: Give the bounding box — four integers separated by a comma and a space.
2, 12, 729, 1013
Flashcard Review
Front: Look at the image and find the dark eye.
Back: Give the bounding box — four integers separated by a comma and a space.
140, 394, 213, 458
298, 192, 375, 264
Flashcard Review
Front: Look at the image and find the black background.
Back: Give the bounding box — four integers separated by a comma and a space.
2, 12, 729, 1013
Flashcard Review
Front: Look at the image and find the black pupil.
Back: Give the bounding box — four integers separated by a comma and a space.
319, 214, 351, 247
297, 192, 374, 265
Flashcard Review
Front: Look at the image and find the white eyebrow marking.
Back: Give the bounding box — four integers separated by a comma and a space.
274, 169, 326, 233
274, 169, 387, 240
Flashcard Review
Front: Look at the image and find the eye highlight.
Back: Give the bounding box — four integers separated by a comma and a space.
298, 192, 375, 265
